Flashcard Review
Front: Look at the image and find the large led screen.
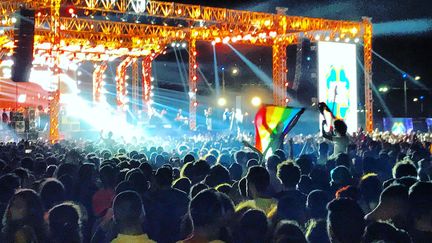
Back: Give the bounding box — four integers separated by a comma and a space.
383, 118, 413, 134
318, 42, 357, 134
426, 118, 432, 131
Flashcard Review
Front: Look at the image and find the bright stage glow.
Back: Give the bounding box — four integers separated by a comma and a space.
318, 42, 358, 134
217, 97, 227, 107
61, 94, 143, 141
2, 67, 11, 79
251, 96, 262, 107
17, 94, 27, 103
69, 63, 78, 71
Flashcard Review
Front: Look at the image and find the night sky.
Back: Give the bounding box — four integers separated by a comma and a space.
161, 0, 432, 117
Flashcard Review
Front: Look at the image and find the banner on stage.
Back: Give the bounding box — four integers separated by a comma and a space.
318, 42, 357, 134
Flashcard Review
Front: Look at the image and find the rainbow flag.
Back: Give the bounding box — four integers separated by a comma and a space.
254, 105, 305, 155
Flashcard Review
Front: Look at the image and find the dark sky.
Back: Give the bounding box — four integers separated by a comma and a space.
160, 0, 431, 116
168, 0, 432, 83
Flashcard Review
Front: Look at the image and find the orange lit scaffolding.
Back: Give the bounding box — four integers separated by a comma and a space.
0, 0, 373, 141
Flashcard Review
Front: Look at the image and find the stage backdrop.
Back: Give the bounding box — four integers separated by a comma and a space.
383, 118, 413, 134
426, 118, 432, 131
318, 42, 357, 134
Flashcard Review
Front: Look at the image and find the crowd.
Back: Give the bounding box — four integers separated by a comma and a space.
0, 120, 431, 243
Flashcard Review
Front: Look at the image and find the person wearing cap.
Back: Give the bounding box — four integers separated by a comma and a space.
408, 182, 432, 243
365, 184, 409, 230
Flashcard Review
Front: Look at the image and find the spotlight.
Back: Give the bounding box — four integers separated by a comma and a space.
77, 71, 82, 76
67, 6, 76, 16
231, 67, 239, 75
222, 37, 230, 44
335, 37, 340, 41
17, 94, 26, 103
378, 86, 389, 93
325, 36, 330, 41
217, 97, 227, 107
211, 41, 216, 46
414, 76, 421, 81
354, 38, 360, 43
176, 43, 180, 47
413, 98, 418, 102
344, 38, 350, 42
314, 34, 320, 41
402, 73, 408, 79
181, 42, 187, 48
251, 96, 262, 107
171, 42, 176, 47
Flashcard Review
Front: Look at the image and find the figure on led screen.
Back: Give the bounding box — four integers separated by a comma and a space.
325, 65, 350, 120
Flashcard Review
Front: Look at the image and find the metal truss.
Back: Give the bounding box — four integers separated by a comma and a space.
131, 59, 139, 113
141, 54, 154, 113
272, 42, 289, 106
0, 0, 373, 136
93, 61, 108, 102
48, 0, 61, 142
188, 39, 197, 130
116, 56, 134, 108
363, 17, 373, 132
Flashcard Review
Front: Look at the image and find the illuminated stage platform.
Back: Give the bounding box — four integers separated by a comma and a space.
0, 0, 373, 142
